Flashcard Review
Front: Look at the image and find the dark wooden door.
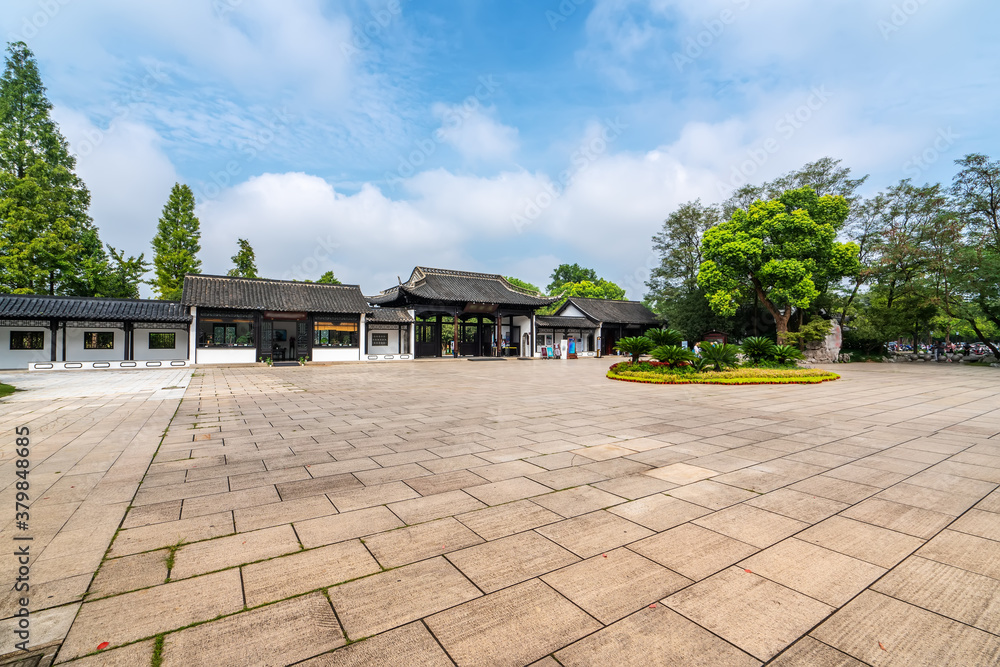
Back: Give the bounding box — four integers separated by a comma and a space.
416, 322, 439, 357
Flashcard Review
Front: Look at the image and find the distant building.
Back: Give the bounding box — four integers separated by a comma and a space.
0, 268, 661, 370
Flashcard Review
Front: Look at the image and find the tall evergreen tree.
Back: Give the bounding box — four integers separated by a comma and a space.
227, 238, 258, 279
151, 183, 201, 300
0, 41, 93, 294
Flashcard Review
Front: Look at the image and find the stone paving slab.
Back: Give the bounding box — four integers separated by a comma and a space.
242, 540, 381, 608
58, 569, 244, 661
541, 547, 690, 624
161, 592, 343, 666
666, 566, 835, 661
326, 557, 481, 639
426, 579, 601, 667
6, 362, 1000, 665
299, 622, 453, 666
445, 530, 579, 593
554, 605, 760, 667
811, 590, 1000, 666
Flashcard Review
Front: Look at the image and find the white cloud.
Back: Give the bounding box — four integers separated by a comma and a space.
432, 104, 519, 163
52, 107, 178, 257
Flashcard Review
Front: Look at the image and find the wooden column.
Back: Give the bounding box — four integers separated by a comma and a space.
453, 311, 459, 357
49, 319, 58, 361
61, 323, 67, 361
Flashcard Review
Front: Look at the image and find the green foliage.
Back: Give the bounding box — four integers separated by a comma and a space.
645, 328, 683, 346
698, 186, 859, 341
772, 344, 805, 364
699, 342, 740, 371
0, 41, 94, 295
0, 382, 15, 398
689, 357, 710, 372
227, 238, 259, 279
316, 271, 341, 285
608, 361, 839, 385
649, 344, 696, 368
783, 318, 832, 348
547, 263, 597, 294
152, 183, 201, 300
741, 336, 776, 364
505, 276, 543, 294
614, 336, 654, 363
645, 200, 720, 314
542, 278, 627, 315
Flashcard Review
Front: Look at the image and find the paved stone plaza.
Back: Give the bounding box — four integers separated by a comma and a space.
2, 360, 1000, 666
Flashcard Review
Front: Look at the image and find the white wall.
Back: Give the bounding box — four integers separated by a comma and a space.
368, 328, 405, 355
65, 327, 126, 361
134, 328, 190, 361
560, 304, 586, 317
0, 327, 52, 370
195, 347, 257, 364
312, 347, 361, 362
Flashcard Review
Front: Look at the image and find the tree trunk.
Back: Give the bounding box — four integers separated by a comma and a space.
968, 318, 1000, 358
774, 309, 792, 344
750, 277, 792, 344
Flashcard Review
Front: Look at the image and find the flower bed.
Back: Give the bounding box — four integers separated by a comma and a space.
607, 362, 840, 385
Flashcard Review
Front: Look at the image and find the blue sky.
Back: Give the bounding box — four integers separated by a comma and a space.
2, 0, 997, 297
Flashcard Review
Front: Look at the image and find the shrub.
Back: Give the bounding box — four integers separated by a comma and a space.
741, 336, 776, 364
690, 357, 711, 373
614, 336, 654, 363
650, 345, 697, 369
772, 344, 805, 364
645, 328, 684, 347
699, 342, 741, 371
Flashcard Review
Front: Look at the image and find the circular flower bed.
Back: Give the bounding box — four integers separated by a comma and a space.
607, 362, 840, 385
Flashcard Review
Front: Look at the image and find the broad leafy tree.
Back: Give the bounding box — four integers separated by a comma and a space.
227, 238, 258, 279
547, 263, 597, 294
316, 270, 341, 285
504, 276, 542, 294
151, 183, 201, 299
645, 200, 719, 317
0, 41, 94, 294
698, 187, 859, 342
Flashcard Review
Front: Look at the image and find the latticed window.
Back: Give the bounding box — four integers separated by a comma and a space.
10, 331, 44, 350
84, 332, 115, 349
314, 320, 358, 347
149, 333, 176, 349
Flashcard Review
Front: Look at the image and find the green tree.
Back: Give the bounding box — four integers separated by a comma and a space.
723, 157, 868, 218
151, 183, 201, 300
698, 186, 859, 342
645, 200, 720, 320
614, 336, 654, 363
938, 153, 1000, 356
316, 270, 341, 285
547, 263, 598, 293
227, 238, 258, 279
0, 41, 93, 294
541, 278, 626, 315
504, 276, 543, 294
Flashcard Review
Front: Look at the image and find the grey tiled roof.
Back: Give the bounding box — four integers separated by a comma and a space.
182, 275, 370, 313
559, 297, 660, 325
535, 315, 599, 329
369, 267, 555, 308
368, 308, 414, 323
0, 295, 191, 322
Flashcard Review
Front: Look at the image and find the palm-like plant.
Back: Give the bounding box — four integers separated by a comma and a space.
645, 328, 684, 347
614, 336, 654, 363
772, 344, 804, 365
689, 357, 711, 372
742, 336, 776, 365
699, 342, 741, 371
650, 345, 697, 369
